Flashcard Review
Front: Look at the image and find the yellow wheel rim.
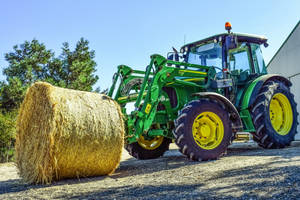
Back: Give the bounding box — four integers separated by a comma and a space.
269, 93, 293, 135
192, 112, 224, 150
137, 135, 164, 150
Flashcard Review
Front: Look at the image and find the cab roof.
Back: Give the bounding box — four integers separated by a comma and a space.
180, 32, 268, 51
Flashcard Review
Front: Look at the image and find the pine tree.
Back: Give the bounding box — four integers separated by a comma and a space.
59, 38, 99, 91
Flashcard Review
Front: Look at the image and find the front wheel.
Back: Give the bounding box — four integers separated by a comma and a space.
125, 136, 171, 160
250, 81, 298, 148
174, 99, 234, 161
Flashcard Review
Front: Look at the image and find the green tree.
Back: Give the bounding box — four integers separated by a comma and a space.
0, 78, 27, 111
58, 38, 99, 91
1, 39, 53, 111
0, 110, 17, 162
0, 38, 99, 111
3, 39, 53, 84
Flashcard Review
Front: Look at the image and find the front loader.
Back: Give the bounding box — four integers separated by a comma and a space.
108, 23, 299, 161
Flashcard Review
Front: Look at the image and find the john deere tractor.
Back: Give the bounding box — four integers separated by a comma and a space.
108, 23, 298, 161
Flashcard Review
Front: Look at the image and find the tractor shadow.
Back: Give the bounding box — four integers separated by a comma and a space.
1, 141, 300, 196
112, 149, 197, 179
58, 158, 300, 199
226, 140, 300, 158
112, 141, 300, 179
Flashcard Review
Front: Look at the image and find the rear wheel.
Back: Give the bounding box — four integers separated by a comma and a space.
250, 81, 298, 148
125, 136, 171, 160
174, 99, 234, 161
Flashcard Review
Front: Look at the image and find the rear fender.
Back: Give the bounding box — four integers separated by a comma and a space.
241, 74, 292, 110
192, 92, 243, 132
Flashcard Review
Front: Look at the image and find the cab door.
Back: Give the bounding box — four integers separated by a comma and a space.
228, 42, 254, 83
228, 42, 256, 106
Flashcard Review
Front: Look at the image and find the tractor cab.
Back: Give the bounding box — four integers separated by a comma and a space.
180, 23, 268, 82
177, 23, 269, 104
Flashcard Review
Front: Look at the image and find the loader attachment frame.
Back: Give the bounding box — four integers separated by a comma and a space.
108, 54, 216, 143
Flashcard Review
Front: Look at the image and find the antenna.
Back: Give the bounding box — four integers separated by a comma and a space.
184, 34, 186, 45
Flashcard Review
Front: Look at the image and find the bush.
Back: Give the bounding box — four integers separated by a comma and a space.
0, 110, 17, 162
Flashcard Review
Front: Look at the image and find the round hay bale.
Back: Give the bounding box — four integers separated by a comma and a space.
15, 82, 124, 184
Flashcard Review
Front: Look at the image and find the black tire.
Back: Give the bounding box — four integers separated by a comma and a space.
125, 137, 172, 160
250, 81, 298, 148
174, 99, 234, 161
122, 78, 174, 160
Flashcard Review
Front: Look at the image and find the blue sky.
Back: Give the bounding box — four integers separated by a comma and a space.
0, 0, 299, 90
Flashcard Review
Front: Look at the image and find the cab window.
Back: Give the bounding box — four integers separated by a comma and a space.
228, 43, 251, 73
251, 44, 266, 73
188, 42, 222, 70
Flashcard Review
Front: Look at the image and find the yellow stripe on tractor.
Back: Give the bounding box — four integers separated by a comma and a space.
179, 69, 207, 76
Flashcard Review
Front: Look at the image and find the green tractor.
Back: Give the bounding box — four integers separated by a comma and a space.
108, 23, 299, 161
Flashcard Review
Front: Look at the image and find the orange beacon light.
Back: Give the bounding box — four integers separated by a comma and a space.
225, 22, 232, 33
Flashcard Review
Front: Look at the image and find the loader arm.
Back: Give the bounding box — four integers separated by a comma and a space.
125, 54, 214, 143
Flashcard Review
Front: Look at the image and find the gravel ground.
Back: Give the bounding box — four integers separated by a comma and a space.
1, 141, 300, 200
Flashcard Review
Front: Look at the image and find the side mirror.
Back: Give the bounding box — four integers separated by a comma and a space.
167, 54, 174, 60
172, 47, 179, 61
172, 47, 178, 54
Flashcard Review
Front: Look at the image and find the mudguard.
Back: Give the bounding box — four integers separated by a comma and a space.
192, 92, 243, 132
241, 74, 292, 110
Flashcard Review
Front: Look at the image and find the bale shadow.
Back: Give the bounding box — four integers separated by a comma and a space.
0, 150, 197, 195
0, 179, 44, 195
0, 174, 110, 195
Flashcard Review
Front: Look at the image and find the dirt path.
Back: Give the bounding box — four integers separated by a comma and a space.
1, 142, 300, 200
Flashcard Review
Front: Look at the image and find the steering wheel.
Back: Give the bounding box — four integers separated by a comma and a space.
243, 69, 251, 73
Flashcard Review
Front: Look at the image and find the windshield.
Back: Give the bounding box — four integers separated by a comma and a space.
187, 42, 222, 70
